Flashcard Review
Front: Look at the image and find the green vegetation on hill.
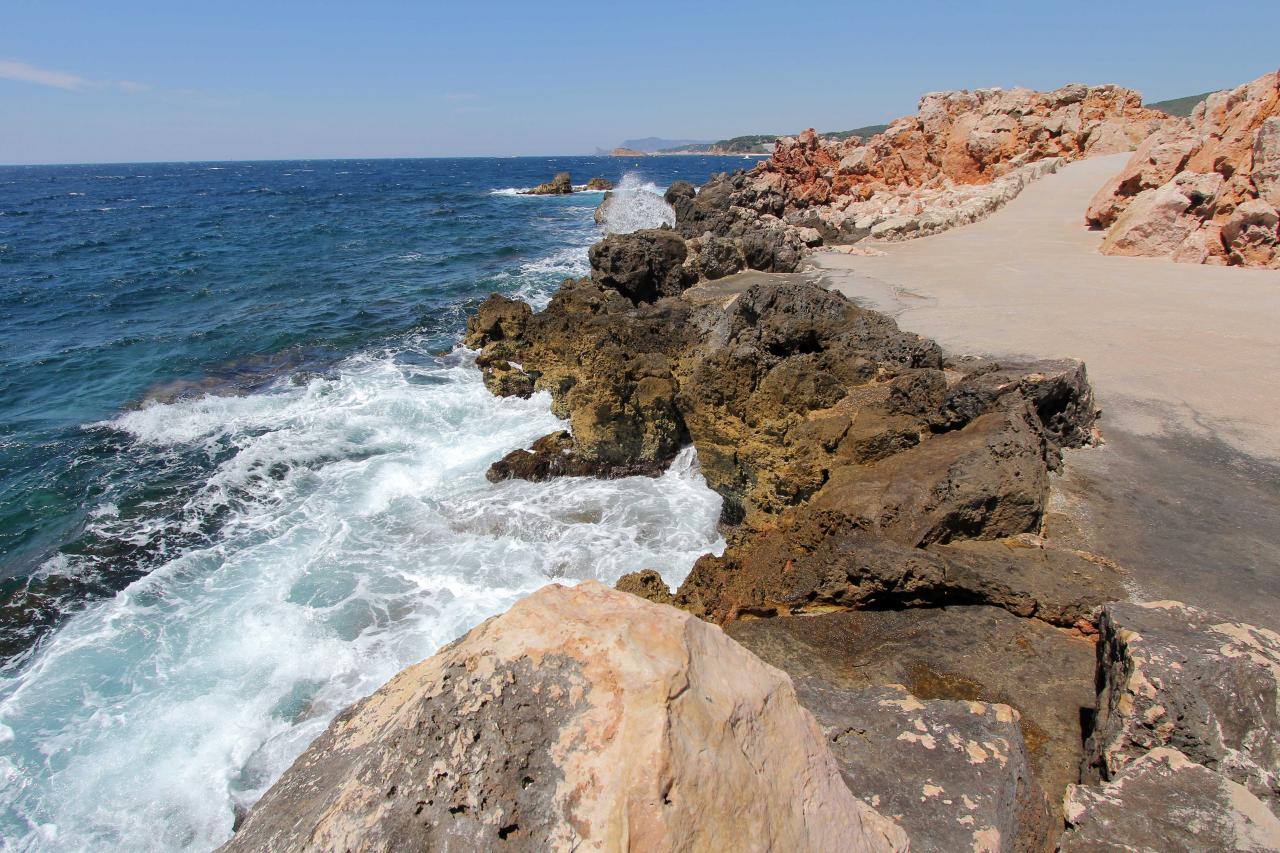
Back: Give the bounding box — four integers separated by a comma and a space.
658, 124, 891, 155
1145, 92, 1218, 117
658, 135, 777, 154
824, 123, 890, 140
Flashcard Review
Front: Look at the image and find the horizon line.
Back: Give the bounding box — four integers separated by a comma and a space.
0, 152, 768, 168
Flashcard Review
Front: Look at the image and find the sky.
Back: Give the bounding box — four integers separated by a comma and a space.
2, 0, 1278, 164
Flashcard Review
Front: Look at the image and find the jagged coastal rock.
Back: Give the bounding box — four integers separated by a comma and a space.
521, 171, 573, 195
1081, 601, 1280, 810
521, 174, 614, 195
222, 582, 907, 852
1086, 69, 1280, 267
225, 72, 1280, 852
794, 680, 1052, 853
1061, 748, 1280, 852
688, 83, 1169, 251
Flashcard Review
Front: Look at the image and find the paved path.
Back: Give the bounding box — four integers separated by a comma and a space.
815, 155, 1280, 627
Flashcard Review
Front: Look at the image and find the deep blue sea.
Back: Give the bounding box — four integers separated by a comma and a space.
0, 156, 745, 851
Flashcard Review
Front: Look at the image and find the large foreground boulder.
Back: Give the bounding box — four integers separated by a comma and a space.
222, 582, 907, 852
1082, 600, 1280, 812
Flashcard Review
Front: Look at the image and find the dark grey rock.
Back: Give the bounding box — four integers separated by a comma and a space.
727, 605, 1097, 826
797, 681, 1052, 853
588, 228, 692, 303
1060, 748, 1280, 852
694, 235, 745, 280
1083, 601, 1280, 813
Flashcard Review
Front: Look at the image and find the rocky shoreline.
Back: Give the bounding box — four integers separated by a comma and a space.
223, 79, 1280, 851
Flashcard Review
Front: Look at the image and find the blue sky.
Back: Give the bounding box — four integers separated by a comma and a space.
2, 0, 1277, 164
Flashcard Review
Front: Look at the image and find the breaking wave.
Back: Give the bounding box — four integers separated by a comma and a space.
0, 344, 723, 852
598, 173, 676, 234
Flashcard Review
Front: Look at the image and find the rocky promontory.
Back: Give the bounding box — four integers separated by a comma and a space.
1087, 69, 1280, 267
677, 83, 1170, 250
224, 77, 1280, 852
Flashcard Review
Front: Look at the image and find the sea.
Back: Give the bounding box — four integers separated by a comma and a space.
0, 155, 749, 851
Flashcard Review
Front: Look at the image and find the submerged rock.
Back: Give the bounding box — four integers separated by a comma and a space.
221, 582, 908, 852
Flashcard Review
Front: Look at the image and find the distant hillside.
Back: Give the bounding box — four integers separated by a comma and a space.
656, 124, 891, 156
658, 135, 778, 154
824, 123, 890, 140
1145, 91, 1218, 117
619, 137, 713, 153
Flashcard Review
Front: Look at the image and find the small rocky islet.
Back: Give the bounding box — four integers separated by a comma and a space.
519, 172, 613, 195
224, 73, 1280, 851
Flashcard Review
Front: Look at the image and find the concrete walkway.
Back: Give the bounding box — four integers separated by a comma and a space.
814, 154, 1280, 628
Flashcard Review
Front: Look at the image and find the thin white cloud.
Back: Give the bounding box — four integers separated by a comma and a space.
0, 58, 148, 92
443, 93, 478, 101
0, 59, 85, 89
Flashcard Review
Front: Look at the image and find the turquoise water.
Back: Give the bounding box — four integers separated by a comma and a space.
0, 156, 738, 851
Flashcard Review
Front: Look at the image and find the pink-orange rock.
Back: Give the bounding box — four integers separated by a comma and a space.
760, 84, 1166, 205
221, 582, 908, 852
748, 83, 1169, 246
1089, 70, 1280, 268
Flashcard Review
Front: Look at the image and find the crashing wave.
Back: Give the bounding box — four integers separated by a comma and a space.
596, 173, 676, 234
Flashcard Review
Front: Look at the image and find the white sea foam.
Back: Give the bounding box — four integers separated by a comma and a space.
599, 173, 676, 234
0, 345, 723, 852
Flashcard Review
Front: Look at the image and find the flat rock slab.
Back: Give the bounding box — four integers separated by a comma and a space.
795, 680, 1052, 852
727, 605, 1096, 823
1084, 600, 1280, 813
1060, 748, 1280, 852
680, 269, 812, 308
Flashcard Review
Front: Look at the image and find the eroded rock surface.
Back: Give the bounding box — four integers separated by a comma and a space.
222, 582, 907, 852
1087, 69, 1280, 267
522, 172, 574, 195
681, 532, 1122, 630
797, 680, 1052, 853
1083, 600, 1280, 812
726, 605, 1098, 827
1060, 748, 1280, 852
613, 569, 675, 605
